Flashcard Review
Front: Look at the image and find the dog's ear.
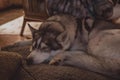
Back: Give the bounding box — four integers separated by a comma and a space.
93, 0, 114, 19
56, 31, 67, 42
56, 31, 71, 50
28, 24, 37, 33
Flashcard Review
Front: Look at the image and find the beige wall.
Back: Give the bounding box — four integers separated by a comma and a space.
0, 0, 10, 10
9, 0, 22, 6
0, 0, 22, 10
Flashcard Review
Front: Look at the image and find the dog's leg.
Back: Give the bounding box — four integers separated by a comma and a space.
49, 51, 120, 79
50, 51, 103, 72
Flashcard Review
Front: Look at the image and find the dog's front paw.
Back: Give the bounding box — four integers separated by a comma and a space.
49, 53, 66, 65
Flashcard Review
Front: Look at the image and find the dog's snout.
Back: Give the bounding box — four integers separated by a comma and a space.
26, 57, 33, 65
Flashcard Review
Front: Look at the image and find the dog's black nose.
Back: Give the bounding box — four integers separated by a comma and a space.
26, 57, 33, 65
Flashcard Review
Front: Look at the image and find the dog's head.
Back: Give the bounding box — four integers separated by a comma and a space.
27, 22, 71, 65
93, 0, 114, 19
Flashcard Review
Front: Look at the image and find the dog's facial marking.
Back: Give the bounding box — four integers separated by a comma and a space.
28, 40, 63, 64
32, 37, 42, 50
31, 30, 63, 51
37, 37, 42, 45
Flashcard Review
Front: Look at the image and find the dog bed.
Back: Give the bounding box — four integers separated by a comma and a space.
1, 41, 114, 80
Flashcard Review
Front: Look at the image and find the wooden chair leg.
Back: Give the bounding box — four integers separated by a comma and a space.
20, 19, 27, 36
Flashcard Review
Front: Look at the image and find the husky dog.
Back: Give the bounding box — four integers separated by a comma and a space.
26, 14, 87, 65
50, 19, 120, 79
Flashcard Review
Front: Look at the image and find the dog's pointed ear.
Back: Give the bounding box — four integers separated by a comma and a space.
28, 24, 37, 33
56, 31, 67, 42
56, 31, 71, 50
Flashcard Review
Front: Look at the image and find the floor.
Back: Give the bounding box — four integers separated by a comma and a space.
0, 8, 42, 48
0, 35, 25, 47
0, 8, 23, 25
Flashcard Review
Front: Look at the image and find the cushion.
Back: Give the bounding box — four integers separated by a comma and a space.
0, 51, 22, 80
1, 41, 114, 80
16, 63, 113, 80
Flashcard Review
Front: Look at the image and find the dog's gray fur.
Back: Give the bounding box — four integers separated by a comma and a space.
26, 1, 120, 79
50, 19, 120, 79
27, 14, 87, 64
27, 14, 120, 79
